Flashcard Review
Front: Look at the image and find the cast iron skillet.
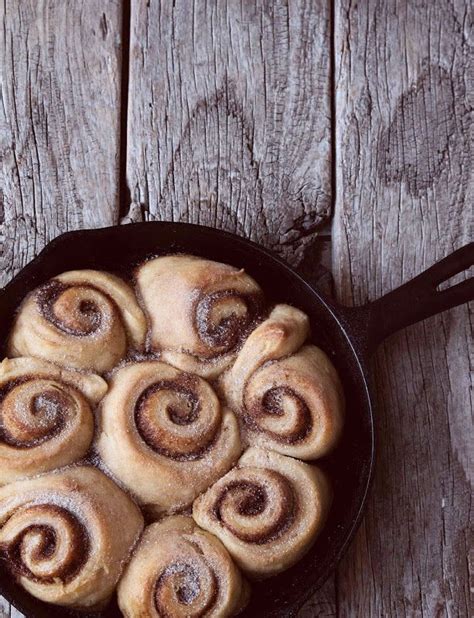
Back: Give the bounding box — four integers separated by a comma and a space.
0, 223, 472, 618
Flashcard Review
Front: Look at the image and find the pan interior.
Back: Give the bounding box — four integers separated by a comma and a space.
0, 223, 374, 618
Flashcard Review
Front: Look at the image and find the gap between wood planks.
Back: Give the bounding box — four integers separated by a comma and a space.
118, 0, 133, 221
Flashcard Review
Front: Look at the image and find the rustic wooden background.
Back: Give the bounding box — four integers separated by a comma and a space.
0, 1, 472, 616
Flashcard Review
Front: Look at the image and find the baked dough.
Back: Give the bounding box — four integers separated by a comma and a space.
117, 515, 248, 617
136, 255, 263, 378
193, 447, 331, 578
0, 466, 143, 608
223, 304, 344, 459
0, 357, 107, 484
8, 270, 147, 373
96, 361, 242, 516
1, 254, 343, 611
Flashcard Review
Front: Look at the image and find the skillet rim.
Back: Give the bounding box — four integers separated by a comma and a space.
0, 221, 376, 617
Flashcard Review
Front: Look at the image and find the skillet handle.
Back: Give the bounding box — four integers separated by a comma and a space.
355, 243, 474, 354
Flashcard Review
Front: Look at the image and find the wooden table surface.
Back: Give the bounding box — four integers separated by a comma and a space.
0, 1, 472, 616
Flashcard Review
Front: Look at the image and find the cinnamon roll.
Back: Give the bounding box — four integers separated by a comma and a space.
136, 255, 264, 378
96, 361, 242, 515
117, 515, 249, 617
8, 270, 147, 373
192, 447, 331, 578
0, 357, 107, 484
223, 304, 344, 459
0, 466, 144, 609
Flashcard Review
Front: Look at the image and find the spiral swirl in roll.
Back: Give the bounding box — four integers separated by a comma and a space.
136, 255, 264, 378
8, 270, 147, 373
117, 516, 249, 617
0, 357, 107, 484
212, 469, 295, 545
0, 466, 143, 608
96, 361, 242, 515
1, 504, 89, 584
223, 304, 344, 459
193, 447, 331, 578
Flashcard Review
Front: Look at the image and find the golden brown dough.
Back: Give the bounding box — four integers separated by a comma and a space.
193, 447, 331, 578
8, 270, 147, 373
0, 357, 107, 484
223, 304, 344, 459
118, 515, 248, 618
136, 255, 264, 378
96, 361, 242, 515
0, 466, 143, 609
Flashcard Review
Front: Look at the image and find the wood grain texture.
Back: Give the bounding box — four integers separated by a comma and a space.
333, 0, 473, 616
0, 1, 123, 614
125, 0, 332, 265
0, 606, 22, 618
0, 597, 10, 618
0, 0, 123, 288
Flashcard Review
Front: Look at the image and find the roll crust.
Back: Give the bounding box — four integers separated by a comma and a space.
0, 466, 144, 608
8, 270, 147, 373
96, 361, 242, 515
193, 447, 331, 578
117, 515, 249, 618
0, 357, 107, 484
223, 304, 344, 459
136, 255, 263, 378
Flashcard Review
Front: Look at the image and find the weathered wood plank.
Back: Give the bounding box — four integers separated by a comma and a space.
0, 1, 123, 614
333, 1, 472, 616
0, 596, 10, 618
0, 0, 123, 288
125, 0, 332, 265
299, 577, 337, 618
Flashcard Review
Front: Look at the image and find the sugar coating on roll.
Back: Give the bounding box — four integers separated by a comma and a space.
96, 361, 242, 515
0, 466, 144, 609
223, 304, 344, 459
193, 447, 331, 578
8, 270, 147, 373
0, 357, 107, 484
136, 255, 264, 378
118, 515, 249, 617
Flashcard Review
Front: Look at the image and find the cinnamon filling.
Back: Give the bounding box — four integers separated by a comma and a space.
135, 376, 216, 461
194, 290, 263, 355
0, 378, 71, 448
154, 562, 216, 618
213, 473, 296, 544
247, 386, 312, 444
0, 505, 90, 584
36, 280, 103, 336
237, 484, 266, 516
